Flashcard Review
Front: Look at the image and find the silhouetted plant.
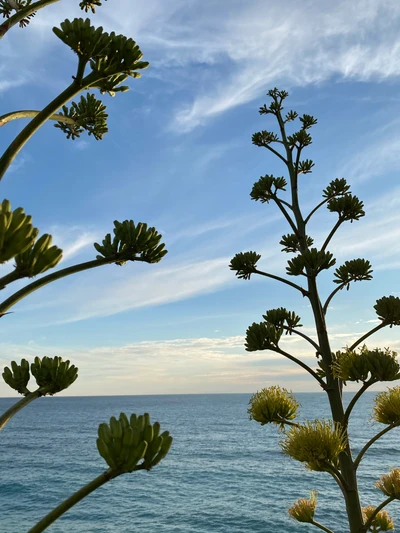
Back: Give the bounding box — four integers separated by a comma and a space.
231, 88, 400, 533
0, 2, 171, 531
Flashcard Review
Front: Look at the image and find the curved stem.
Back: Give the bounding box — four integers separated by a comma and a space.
253, 268, 308, 297
0, 257, 116, 317
0, 71, 99, 181
0, 390, 41, 430
28, 469, 119, 533
344, 381, 375, 426
321, 218, 343, 252
304, 198, 329, 225
349, 323, 387, 351
264, 144, 288, 165
0, 269, 22, 290
323, 283, 346, 315
354, 422, 400, 469
275, 197, 293, 210
0, 110, 76, 127
323, 462, 348, 493
363, 496, 395, 532
273, 195, 299, 236
310, 520, 335, 533
0, 0, 60, 38
280, 325, 320, 352
268, 346, 327, 389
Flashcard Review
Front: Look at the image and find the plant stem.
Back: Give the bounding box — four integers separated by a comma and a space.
304, 198, 329, 225
323, 283, 346, 315
28, 469, 119, 533
279, 325, 321, 351
0, 71, 99, 181
321, 218, 343, 252
0, 390, 41, 430
253, 268, 308, 297
0, 269, 22, 290
0, 258, 115, 317
269, 346, 326, 388
273, 98, 364, 531
362, 496, 395, 532
343, 381, 375, 426
349, 323, 387, 351
310, 519, 336, 533
0, 110, 76, 127
273, 195, 299, 235
354, 422, 400, 469
0, 0, 60, 38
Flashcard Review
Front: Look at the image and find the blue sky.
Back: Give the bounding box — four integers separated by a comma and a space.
1, 0, 400, 396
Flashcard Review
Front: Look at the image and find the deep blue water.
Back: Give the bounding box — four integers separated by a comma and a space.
0, 392, 399, 532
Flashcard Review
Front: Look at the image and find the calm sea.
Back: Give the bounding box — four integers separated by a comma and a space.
0, 393, 399, 532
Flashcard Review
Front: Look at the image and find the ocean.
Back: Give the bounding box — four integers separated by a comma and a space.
0, 392, 399, 532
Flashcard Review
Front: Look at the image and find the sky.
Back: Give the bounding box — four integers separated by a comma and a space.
0, 0, 400, 396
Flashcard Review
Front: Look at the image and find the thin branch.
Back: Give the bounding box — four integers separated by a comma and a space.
0, 269, 21, 290
310, 520, 335, 533
0, 70, 100, 180
275, 197, 293, 210
349, 323, 387, 351
264, 144, 288, 165
363, 496, 395, 532
253, 268, 308, 297
0, 390, 41, 430
321, 218, 343, 252
304, 198, 330, 225
294, 144, 302, 177
0, 110, 76, 127
268, 346, 327, 389
323, 283, 347, 315
0, 256, 145, 317
280, 325, 321, 352
27, 469, 119, 533
323, 463, 348, 493
343, 380, 376, 426
273, 195, 299, 236
0, 0, 60, 38
354, 422, 400, 469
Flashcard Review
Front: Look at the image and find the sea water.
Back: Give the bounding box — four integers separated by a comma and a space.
0, 393, 399, 532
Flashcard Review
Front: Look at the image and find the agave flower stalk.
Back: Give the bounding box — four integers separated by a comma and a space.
233, 89, 400, 532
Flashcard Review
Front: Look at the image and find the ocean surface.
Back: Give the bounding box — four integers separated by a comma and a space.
0, 392, 399, 533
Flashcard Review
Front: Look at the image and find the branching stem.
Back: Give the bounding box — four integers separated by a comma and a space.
27, 469, 118, 533
0, 70, 100, 181
0, 256, 136, 317
279, 325, 321, 352
0, 390, 41, 430
343, 380, 375, 426
253, 268, 308, 297
0, 0, 60, 38
349, 323, 387, 351
310, 520, 336, 533
304, 198, 329, 225
362, 496, 395, 532
321, 218, 343, 252
354, 422, 400, 469
268, 346, 326, 388
0, 110, 76, 127
323, 283, 347, 315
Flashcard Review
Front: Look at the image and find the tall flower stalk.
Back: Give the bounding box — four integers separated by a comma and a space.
231, 88, 400, 533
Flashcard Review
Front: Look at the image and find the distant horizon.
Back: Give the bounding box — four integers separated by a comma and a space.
0, 389, 385, 400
